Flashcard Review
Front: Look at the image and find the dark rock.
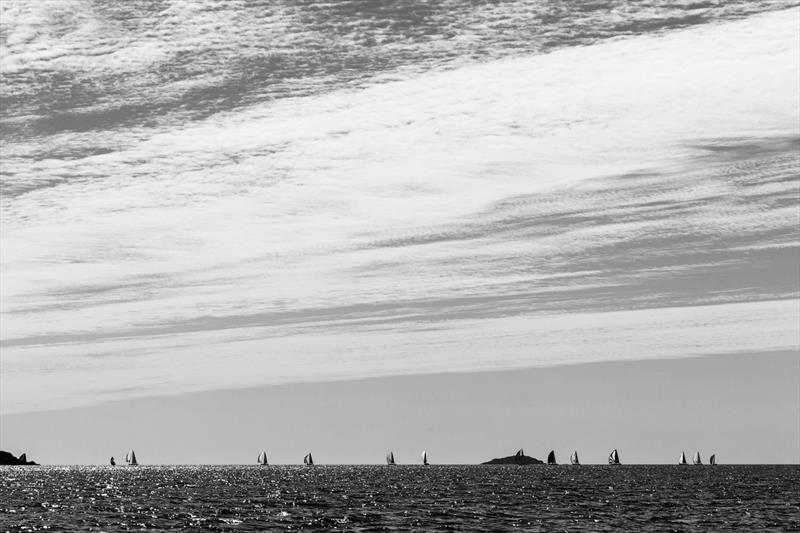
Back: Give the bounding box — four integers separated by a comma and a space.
0, 451, 38, 465
482, 451, 543, 465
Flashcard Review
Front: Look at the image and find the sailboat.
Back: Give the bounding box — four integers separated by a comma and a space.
303, 452, 314, 465
608, 449, 620, 465
679, 451, 687, 465
547, 450, 557, 465
570, 451, 580, 465
421, 450, 429, 465
257, 451, 268, 466
110, 457, 116, 466
515, 449, 524, 458
693, 451, 702, 465
125, 450, 138, 466
709, 454, 716, 465
386, 451, 395, 465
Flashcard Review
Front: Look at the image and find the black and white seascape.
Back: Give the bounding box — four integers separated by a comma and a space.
1, 1, 799, 531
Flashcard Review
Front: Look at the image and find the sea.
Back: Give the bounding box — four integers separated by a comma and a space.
1, 465, 798, 532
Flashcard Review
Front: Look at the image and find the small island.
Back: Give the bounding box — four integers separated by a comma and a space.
0, 451, 38, 465
482, 449, 543, 465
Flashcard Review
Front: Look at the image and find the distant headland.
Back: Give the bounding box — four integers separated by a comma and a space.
0, 450, 38, 465
482, 449, 543, 465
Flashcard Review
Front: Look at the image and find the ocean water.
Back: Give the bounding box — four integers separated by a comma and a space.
1, 465, 798, 532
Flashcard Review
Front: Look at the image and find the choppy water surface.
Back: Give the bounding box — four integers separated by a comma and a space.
1, 465, 798, 531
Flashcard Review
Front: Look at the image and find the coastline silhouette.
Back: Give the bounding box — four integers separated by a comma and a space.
0, 451, 38, 465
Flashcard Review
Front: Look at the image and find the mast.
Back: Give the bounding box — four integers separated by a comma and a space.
547, 450, 557, 465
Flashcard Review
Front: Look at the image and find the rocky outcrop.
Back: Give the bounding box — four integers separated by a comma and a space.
0, 451, 38, 465
482, 449, 543, 465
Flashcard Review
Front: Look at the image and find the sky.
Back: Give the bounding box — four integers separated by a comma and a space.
0, 2, 799, 463
2, 351, 798, 465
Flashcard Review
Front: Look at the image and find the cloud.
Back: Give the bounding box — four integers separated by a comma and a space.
1, 7, 798, 413
2, 299, 797, 415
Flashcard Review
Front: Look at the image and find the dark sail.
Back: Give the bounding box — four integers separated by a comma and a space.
547, 450, 557, 465
679, 451, 687, 465
570, 451, 580, 465
386, 451, 395, 465
303, 452, 314, 465
709, 454, 716, 465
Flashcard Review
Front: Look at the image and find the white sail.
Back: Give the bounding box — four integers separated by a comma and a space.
258, 451, 268, 465
127, 449, 137, 465
304, 452, 313, 465
422, 450, 428, 465
570, 451, 580, 465
608, 449, 619, 465
693, 451, 702, 465
679, 451, 687, 465
386, 451, 395, 465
